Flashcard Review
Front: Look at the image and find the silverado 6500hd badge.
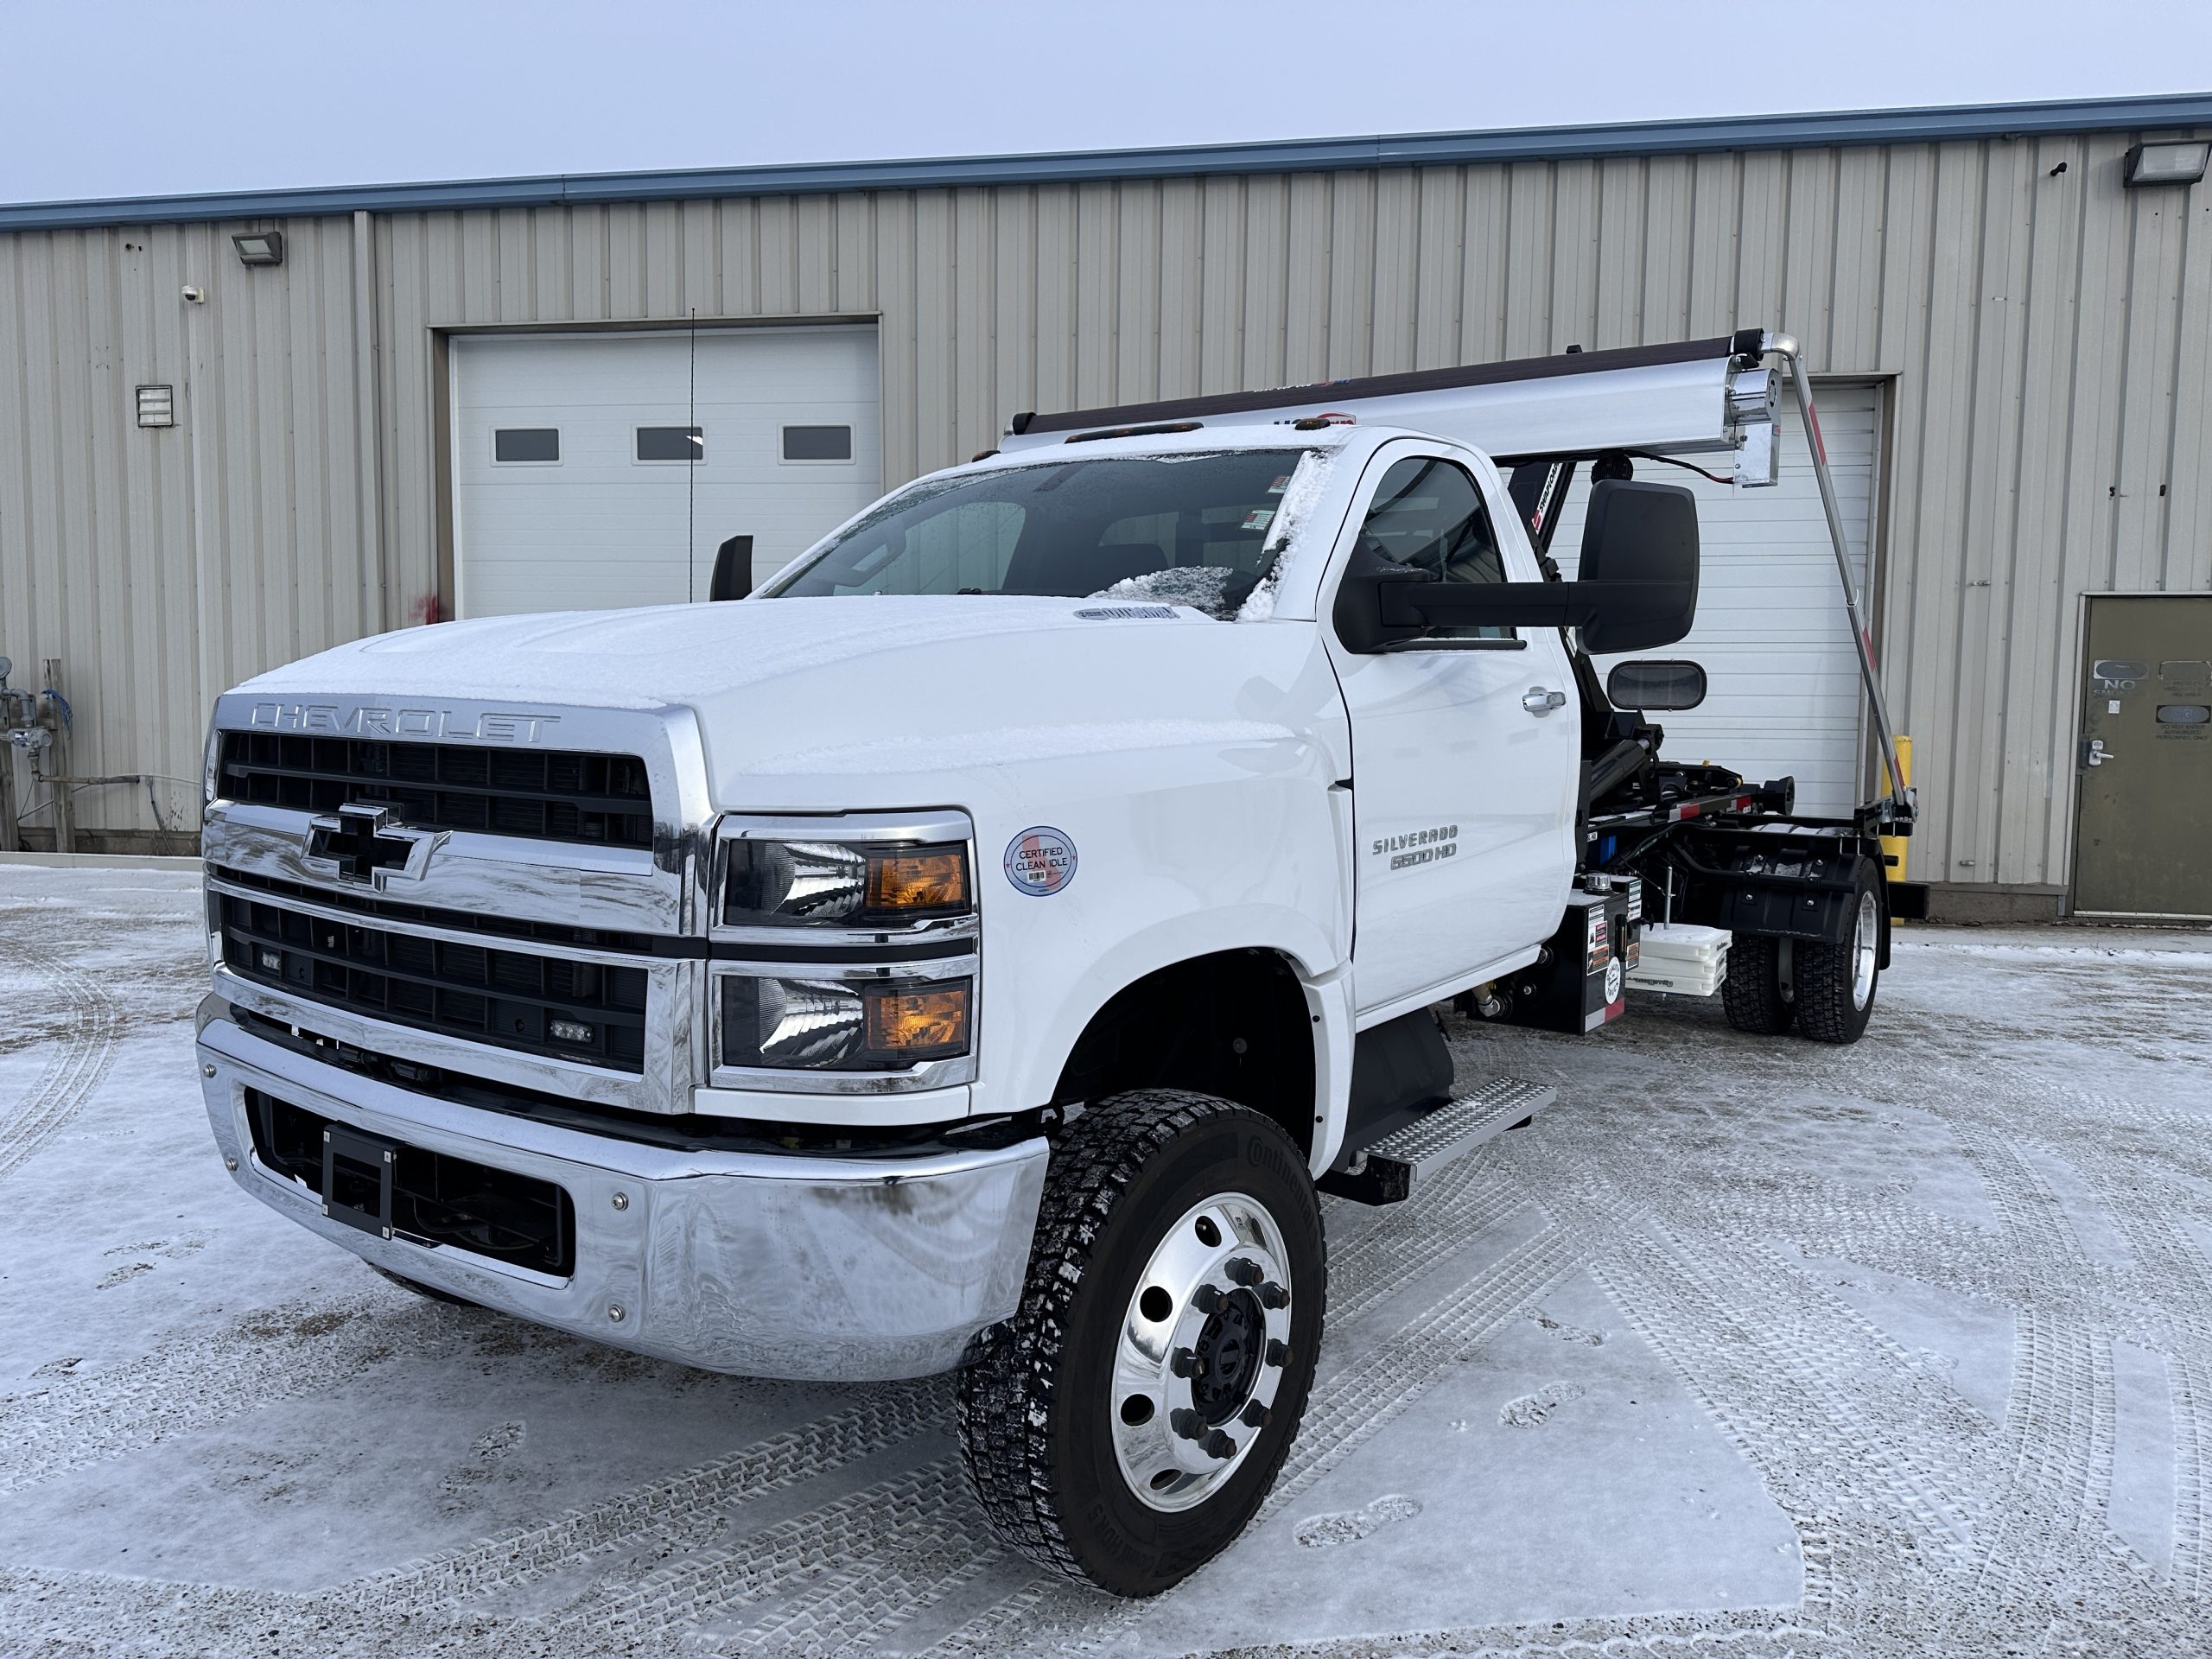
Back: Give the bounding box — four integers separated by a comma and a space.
1005, 827, 1077, 895
1375, 823, 1459, 871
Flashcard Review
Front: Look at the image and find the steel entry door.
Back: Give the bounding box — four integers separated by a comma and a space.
2074, 594, 2212, 918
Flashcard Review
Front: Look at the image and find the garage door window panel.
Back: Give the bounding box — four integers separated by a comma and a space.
783, 424, 854, 462
493, 429, 561, 465
636, 426, 705, 463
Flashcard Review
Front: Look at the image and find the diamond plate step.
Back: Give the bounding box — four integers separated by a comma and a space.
1320, 1077, 1557, 1206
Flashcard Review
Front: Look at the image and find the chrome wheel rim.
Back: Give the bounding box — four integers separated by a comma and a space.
1109, 1192, 1294, 1512
1851, 889, 1879, 1010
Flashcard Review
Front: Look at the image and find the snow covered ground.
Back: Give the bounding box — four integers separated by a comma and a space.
3, 862, 2210, 1657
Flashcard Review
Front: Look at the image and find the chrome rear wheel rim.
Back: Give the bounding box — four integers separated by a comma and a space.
1851, 889, 1879, 1010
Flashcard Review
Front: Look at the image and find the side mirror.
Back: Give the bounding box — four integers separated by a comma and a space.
1332, 479, 1701, 652
1607, 658, 1707, 712
1575, 480, 1700, 653
709, 535, 754, 601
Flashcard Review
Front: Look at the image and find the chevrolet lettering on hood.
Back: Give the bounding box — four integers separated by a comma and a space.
245, 702, 563, 743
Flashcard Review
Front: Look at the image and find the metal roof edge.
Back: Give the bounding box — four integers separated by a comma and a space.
5, 91, 2209, 232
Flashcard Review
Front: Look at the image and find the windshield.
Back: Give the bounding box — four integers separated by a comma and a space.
766, 449, 1315, 620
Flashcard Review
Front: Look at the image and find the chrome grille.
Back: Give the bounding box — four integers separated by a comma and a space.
218, 892, 649, 1072
218, 732, 654, 849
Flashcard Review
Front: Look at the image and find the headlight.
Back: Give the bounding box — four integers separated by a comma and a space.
720, 973, 972, 1071
723, 838, 971, 928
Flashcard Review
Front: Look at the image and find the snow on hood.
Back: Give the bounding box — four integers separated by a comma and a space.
234, 594, 1329, 807
238, 595, 1215, 712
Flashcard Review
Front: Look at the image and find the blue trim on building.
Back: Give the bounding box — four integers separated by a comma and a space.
4, 92, 2209, 232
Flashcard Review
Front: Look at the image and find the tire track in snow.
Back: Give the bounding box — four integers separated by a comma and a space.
556, 1452, 971, 1640
0, 1293, 698, 1500
0, 1293, 417, 1496
0, 938, 123, 1184
341, 1384, 945, 1612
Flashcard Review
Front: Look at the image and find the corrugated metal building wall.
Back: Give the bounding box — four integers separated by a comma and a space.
2, 98, 2209, 910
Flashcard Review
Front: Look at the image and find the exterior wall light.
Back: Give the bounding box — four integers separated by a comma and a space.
232, 231, 286, 266
2123, 141, 2209, 188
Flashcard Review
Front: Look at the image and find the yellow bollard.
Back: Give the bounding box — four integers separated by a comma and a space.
1879, 734, 1912, 886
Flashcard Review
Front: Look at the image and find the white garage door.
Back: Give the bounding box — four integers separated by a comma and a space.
451, 327, 880, 618
1549, 385, 1881, 818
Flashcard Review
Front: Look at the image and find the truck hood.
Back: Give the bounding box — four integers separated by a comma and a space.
238, 596, 1344, 811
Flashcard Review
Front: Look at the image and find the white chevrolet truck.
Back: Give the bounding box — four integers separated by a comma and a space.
195, 329, 1912, 1596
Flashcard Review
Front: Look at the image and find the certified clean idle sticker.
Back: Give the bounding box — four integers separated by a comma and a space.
1004, 827, 1077, 896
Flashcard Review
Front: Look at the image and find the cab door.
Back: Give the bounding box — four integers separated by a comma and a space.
1320, 444, 1580, 1018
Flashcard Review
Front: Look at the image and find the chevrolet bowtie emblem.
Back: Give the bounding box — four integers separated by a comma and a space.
303, 804, 446, 889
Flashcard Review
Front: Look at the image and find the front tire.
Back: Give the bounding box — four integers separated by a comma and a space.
957, 1090, 1325, 1597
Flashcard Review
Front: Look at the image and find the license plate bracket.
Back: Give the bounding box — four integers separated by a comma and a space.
321, 1122, 400, 1240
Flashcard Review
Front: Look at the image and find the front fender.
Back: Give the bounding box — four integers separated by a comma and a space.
1007, 909, 1355, 1178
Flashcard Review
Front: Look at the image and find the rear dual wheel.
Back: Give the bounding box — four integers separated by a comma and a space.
1721, 935, 1796, 1034
1795, 876, 1884, 1044
1724, 860, 1885, 1045
957, 1090, 1324, 1597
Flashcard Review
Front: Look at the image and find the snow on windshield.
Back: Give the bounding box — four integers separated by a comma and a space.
1090, 565, 1241, 615
1236, 452, 1330, 621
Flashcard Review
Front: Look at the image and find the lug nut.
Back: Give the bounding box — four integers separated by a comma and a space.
1266, 1338, 1291, 1367
1169, 1346, 1196, 1377
1258, 1281, 1289, 1309
1224, 1257, 1264, 1287
1192, 1284, 1224, 1314
1240, 1400, 1270, 1428
223, 1157, 238, 1172
201, 1064, 217, 1078
1170, 1408, 1207, 1442
1201, 1429, 1237, 1459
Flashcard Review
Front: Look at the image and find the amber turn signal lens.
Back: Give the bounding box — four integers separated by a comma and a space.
865, 844, 969, 913
863, 982, 970, 1058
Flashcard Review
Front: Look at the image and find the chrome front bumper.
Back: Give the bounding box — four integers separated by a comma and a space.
195, 998, 1048, 1382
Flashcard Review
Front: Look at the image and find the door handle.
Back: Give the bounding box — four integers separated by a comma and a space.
1522, 687, 1568, 715
2081, 737, 2115, 769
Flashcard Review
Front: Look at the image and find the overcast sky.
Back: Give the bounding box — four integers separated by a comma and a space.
4, 0, 2209, 206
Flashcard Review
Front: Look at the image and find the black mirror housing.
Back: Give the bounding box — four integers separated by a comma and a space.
1576, 480, 1700, 653
1607, 658, 1708, 712
709, 534, 754, 601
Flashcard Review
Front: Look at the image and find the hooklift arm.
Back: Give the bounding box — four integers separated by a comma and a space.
1764, 332, 1911, 817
